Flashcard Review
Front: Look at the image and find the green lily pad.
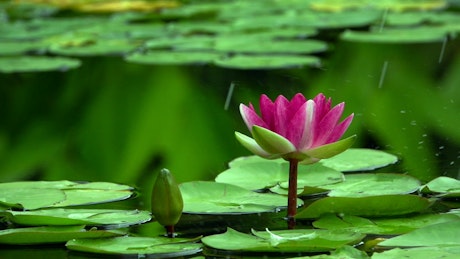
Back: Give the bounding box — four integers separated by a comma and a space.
214, 54, 321, 69
4, 208, 151, 227
422, 176, 460, 197
0, 56, 81, 73
180, 181, 301, 214
296, 195, 431, 219
319, 148, 398, 172
322, 173, 421, 197
215, 161, 343, 191
213, 37, 327, 54
202, 228, 365, 253
313, 213, 460, 235
379, 220, 460, 247
286, 245, 369, 259
49, 39, 139, 56
0, 225, 126, 245
125, 51, 220, 65
340, 28, 446, 44
372, 246, 460, 259
0, 180, 134, 210
0, 41, 47, 55
66, 236, 202, 256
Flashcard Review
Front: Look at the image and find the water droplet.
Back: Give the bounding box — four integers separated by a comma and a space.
400, 110, 406, 114
410, 120, 417, 126
439, 146, 445, 150
378, 61, 388, 88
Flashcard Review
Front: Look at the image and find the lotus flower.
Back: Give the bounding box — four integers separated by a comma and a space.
235, 93, 355, 164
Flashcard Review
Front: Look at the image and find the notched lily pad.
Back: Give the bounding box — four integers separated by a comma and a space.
202, 227, 365, 253
0, 225, 126, 245
4, 208, 151, 227
66, 236, 202, 257
180, 181, 301, 214
216, 161, 343, 191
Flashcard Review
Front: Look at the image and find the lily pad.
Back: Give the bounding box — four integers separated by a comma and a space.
313, 213, 460, 235
214, 54, 321, 69
4, 208, 151, 227
286, 245, 369, 259
0, 56, 81, 73
319, 148, 398, 172
296, 195, 431, 219
125, 51, 220, 65
0, 225, 125, 245
179, 181, 301, 214
422, 176, 460, 197
215, 161, 343, 191
66, 236, 202, 257
372, 246, 460, 259
202, 228, 365, 253
379, 220, 460, 247
0, 180, 134, 210
323, 173, 421, 197
340, 28, 446, 44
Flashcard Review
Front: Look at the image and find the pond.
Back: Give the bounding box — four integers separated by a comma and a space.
1, 0, 460, 258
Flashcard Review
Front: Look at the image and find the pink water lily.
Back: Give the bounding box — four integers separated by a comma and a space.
235, 93, 355, 164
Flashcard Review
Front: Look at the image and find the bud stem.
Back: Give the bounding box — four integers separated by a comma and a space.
165, 225, 175, 238
287, 159, 299, 229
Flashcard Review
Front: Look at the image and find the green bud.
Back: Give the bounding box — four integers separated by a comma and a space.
151, 168, 183, 227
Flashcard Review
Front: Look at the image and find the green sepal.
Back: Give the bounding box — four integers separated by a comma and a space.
251, 126, 296, 155
235, 132, 273, 158
301, 135, 357, 164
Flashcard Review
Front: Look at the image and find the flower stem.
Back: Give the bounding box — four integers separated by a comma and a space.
287, 159, 299, 229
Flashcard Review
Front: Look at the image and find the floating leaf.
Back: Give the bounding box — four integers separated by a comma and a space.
4, 208, 151, 227
213, 37, 327, 54
179, 181, 301, 214
125, 51, 220, 65
422, 176, 460, 197
66, 236, 202, 257
287, 245, 369, 259
0, 41, 47, 55
0, 225, 125, 245
320, 148, 398, 172
379, 220, 460, 247
0, 56, 81, 73
372, 246, 460, 259
296, 195, 431, 219
323, 173, 420, 197
216, 161, 343, 191
313, 213, 460, 235
202, 228, 365, 253
340, 28, 446, 44
214, 54, 321, 69
0, 181, 134, 210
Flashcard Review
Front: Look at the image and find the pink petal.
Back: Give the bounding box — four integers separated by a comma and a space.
298, 100, 316, 150
288, 93, 307, 117
274, 95, 290, 137
240, 103, 267, 132
311, 102, 345, 147
326, 113, 354, 143
259, 94, 275, 130
285, 100, 308, 147
313, 93, 332, 122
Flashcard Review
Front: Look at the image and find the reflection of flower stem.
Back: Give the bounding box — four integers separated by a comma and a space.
165, 225, 175, 238
287, 159, 299, 229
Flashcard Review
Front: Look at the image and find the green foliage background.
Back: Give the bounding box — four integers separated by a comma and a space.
0, 0, 459, 198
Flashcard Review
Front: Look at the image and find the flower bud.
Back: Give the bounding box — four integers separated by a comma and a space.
151, 168, 183, 227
